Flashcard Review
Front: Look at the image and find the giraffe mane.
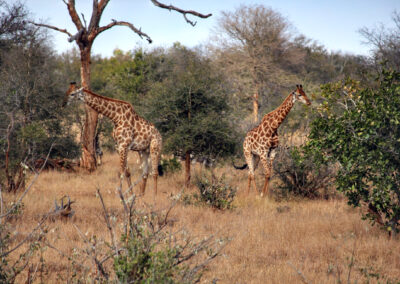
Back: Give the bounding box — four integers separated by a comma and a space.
82, 88, 133, 106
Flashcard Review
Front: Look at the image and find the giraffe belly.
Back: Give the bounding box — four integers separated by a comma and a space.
251, 139, 278, 156
129, 140, 149, 151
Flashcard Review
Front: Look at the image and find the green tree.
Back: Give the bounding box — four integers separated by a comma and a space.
307, 69, 400, 235
146, 44, 238, 187
0, 2, 79, 191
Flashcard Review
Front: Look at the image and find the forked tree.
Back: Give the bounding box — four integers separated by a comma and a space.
31, 0, 211, 171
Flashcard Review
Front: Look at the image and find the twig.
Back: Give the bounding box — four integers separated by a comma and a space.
0, 216, 48, 258
347, 238, 357, 283
96, 188, 118, 255
73, 223, 109, 280
287, 261, 311, 284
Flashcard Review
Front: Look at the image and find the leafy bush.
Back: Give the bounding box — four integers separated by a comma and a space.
273, 146, 336, 199
160, 157, 182, 175
190, 173, 237, 210
114, 232, 180, 283
307, 69, 400, 235
65, 189, 225, 283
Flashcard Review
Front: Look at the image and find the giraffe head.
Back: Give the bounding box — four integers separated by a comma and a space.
292, 84, 311, 106
63, 82, 84, 107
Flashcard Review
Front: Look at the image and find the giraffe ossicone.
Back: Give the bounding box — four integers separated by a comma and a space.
64, 82, 163, 195
234, 84, 311, 197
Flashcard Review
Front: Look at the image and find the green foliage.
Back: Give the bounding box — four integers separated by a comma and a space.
307, 69, 400, 234
160, 157, 182, 175
145, 45, 239, 161
105, 190, 223, 283
188, 173, 237, 210
0, 1, 79, 188
273, 146, 336, 199
114, 232, 179, 283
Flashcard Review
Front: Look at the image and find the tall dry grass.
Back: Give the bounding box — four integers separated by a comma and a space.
6, 152, 400, 283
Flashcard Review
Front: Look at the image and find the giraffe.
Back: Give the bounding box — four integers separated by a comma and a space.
63, 82, 163, 195
234, 85, 311, 197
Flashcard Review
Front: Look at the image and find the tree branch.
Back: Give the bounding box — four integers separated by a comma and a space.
66, 0, 84, 31
97, 0, 110, 18
150, 0, 212, 26
98, 19, 152, 43
28, 21, 72, 37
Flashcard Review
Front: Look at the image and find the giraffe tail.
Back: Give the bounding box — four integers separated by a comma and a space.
158, 164, 164, 176
232, 161, 248, 170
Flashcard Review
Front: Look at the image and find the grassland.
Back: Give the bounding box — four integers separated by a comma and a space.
7, 152, 400, 283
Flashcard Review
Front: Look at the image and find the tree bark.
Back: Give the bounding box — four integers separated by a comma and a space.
185, 151, 191, 188
79, 47, 98, 171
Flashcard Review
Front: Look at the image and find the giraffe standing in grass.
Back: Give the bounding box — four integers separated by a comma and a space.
234, 85, 311, 196
64, 82, 163, 195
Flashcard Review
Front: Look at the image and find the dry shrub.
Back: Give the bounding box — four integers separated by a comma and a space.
183, 172, 237, 210
273, 146, 337, 199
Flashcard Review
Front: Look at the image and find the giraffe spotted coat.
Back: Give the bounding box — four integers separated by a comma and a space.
64, 82, 162, 195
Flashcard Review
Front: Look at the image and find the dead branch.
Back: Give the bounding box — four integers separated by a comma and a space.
28, 21, 72, 37
33, 157, 77, 172
98, 19, 152, 43
96, 189, 118, 255
150, 0, 212, 26
48, 195, 75, 221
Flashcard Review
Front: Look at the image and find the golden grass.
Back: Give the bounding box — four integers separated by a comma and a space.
6, 152, 400, 283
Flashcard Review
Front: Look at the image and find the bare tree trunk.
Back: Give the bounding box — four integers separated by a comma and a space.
253, 90, 259, 123
185, 151, 191, 188
79, 47, 98, 171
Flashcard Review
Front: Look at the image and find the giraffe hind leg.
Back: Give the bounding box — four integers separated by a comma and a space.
260, 149, 277, 197
244, 152, 258, 194
150, 139, 161, 196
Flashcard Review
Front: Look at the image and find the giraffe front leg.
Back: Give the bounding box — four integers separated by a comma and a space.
118, 145, 132, 190
138, 151, 149, 195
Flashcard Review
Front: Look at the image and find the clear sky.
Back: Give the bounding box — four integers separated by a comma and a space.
23, 0, 400, 57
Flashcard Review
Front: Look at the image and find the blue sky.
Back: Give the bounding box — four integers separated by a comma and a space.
23, 0, 400, 57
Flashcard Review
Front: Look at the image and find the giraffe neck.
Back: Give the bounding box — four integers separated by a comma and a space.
262, 92, 294, 131
81, 89, 132, 123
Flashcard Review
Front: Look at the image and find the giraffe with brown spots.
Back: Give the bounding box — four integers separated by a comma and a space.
234, 85, 311, 197
64, 82, 162, 195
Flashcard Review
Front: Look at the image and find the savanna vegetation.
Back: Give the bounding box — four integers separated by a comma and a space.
1, 1, 400, 283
